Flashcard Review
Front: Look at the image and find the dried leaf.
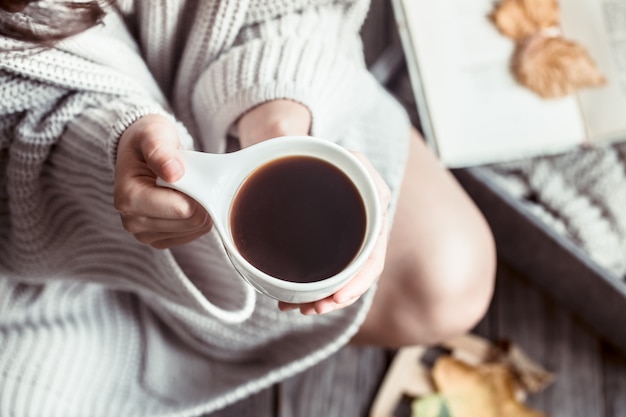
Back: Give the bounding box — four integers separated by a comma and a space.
432, 356, 545, 417
432, 357, 499, 417
490, 0, 560, 41
487, 340, 555, 393
512, 35, 606, 98
480, 364, 544, 417
490, 0, 606, 98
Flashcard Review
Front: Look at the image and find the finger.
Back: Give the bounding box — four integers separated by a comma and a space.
121, 213, 212, 236
279, 294, 362, 315
120, 206, 211, 234
299, 302, 318, 315
138, 225, 213, 249
311, 294, 362, 315
278, 290, 363, 315
278, 302, 299, 312
116, 179, 201, 219
138, 118, 185, 183
314, 295, 361, 314
313, 297, 344, 314
133, 219, 212, 243
332, 218, 389, 304
278, 302, 318, 315
237, 100, 312, 148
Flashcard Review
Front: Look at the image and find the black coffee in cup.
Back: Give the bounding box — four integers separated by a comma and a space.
230, 155, 367, 283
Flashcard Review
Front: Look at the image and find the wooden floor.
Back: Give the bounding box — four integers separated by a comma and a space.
476, 262, 626, 417
207, 261, 626, 417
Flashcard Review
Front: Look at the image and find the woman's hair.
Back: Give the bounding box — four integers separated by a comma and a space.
0, 0, 110, 45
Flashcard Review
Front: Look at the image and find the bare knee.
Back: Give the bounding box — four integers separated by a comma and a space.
357, 221, 496, 348
354, 128, 496, 347
400, 239, 496, 345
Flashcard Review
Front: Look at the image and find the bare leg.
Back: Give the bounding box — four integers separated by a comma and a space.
352, 128, 496, 347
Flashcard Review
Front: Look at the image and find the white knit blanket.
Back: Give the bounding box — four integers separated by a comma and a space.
481, 142, 626, 279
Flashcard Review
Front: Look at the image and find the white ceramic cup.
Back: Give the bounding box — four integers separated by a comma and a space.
157, 136, 382, 303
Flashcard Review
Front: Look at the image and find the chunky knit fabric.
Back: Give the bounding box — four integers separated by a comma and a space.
480, 141, 626, 280
0, 1, 410, 416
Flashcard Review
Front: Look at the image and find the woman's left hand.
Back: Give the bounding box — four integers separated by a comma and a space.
114, 114, 212, 249
237, 99, 391, 315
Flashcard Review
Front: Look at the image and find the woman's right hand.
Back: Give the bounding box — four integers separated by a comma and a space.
114, 114, 212, 249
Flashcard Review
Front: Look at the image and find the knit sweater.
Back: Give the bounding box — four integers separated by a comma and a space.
0, 1, 410, 416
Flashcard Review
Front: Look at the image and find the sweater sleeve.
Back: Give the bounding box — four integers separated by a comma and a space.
0, 71, 162, 274
0, 17, 257, 339
191, 0, 373, 151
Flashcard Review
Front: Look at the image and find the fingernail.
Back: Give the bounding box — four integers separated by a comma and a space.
335, 294, 359, 304
302, 307, 317, 316
316, 303, 335, 315
162, 159, 182, 180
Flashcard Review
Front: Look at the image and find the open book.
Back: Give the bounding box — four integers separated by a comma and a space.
392, 0, 626, 167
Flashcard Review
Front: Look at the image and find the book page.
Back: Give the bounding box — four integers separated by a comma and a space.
561, 0, 626, 142
397, 0, 586, 167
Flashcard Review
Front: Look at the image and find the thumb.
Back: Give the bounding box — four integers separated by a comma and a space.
138, 115, 185, 183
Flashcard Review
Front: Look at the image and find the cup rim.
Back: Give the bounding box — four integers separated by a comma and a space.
222, 136, 382, 292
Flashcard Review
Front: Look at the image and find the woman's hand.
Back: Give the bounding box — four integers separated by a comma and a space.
237, 99, 312, 147
237, 100, 392, 315
114, 114, 212, 249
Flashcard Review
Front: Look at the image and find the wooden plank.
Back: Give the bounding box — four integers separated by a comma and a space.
369, 346, 431, 417
206, 388, 276, 417
602, 342, 626, 417
277, 346, 389, 417
485, 262, 605, 417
